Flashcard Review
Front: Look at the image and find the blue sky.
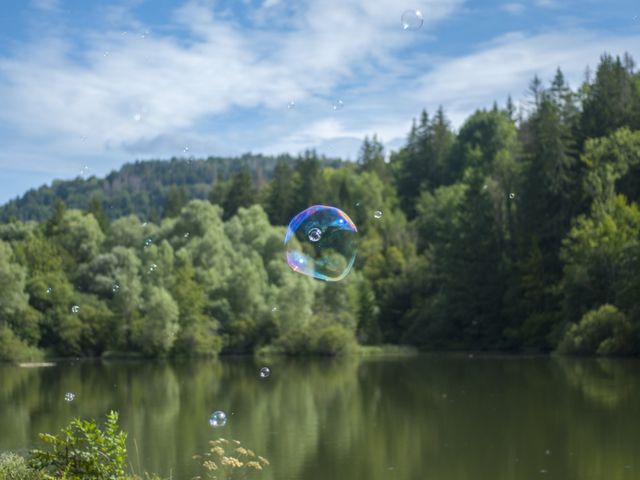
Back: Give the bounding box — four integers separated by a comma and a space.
0, 0, 638, 204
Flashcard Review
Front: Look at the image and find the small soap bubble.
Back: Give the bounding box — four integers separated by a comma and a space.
144, 237, 153, 247
79, 165, 90, 178
103, 51, 109, 57
183, 232, 190, 239
148, 263, 157, 274
482, 184, 488, 191
308, 227, 322, 242
183, 146, 190, 154
373, 210, 383, 219
71, 305, 80, 314
64, 392, 75, 402
271, 306, 278, 312
285, 205, 358, 282
509, 192, 516, 199
332, 99, 344, 111
133, 113, 142, 122
142, 221, 148, 227
355, 201, 361, 207
112, 283, 120, 293
259, 366, 271, 378
46, 287, 53, 295
287, 100, 296, 109
401, 9, 424, 30
209, 411, 227, 427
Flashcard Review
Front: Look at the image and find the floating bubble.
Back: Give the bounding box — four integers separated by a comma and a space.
133, 113, 142, 122
183, 232, 190, 239
64, 392, 75, 402
287, 100, 296, 109
332, 99, 344, 111
112, 283, 120, 293
183, 146, 190, 154
308, 227, 322, 242
148, 263, 157, 274
79, 165, 90, 178
71, 305, 80, 314
509, 192, 516, 199
284, 205, 358, 282
355, 201, 361, 207
373, 210, 383, 219
271, 306, 278, 312
144, 237, 153, 247
259, 367, 271, 378
46, 287, 53, 295
401, 9, 424, 30
209, 411, 227, 427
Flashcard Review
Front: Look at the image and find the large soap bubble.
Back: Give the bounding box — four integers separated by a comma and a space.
284, 205, 358, 281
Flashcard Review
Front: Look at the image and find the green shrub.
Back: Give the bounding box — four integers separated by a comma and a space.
0, 452, 42, 480
311, 324, 357, 356
29, 411, 127, 480
558, 304, 633, 355
273, 323, 357, 356
0, 326, 42, 363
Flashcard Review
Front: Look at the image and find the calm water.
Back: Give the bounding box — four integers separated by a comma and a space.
1, 355, 640, 479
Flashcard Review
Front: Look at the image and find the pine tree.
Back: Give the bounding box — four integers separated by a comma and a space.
222, 167, 256, 220
265, 160, 296, 225
88, 196, 109, 232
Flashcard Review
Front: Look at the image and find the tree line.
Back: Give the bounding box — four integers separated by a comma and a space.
1, 52, 639, 360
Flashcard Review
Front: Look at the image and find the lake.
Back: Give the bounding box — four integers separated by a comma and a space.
1, 354, 639, 479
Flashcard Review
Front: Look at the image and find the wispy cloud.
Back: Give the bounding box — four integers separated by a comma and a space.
0, 0, 638, 203
501, 3, 525, 15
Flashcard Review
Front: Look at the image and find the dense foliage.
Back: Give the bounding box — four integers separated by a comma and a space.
1, 52, 639, 358
0, 154, 344, 223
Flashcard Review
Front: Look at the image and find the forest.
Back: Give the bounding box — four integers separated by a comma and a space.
1, 52, 640, 360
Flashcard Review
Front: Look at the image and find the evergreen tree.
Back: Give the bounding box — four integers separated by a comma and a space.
265, 160, 296, 225
88, 196, 109, 232
221, 167, 256, 220
164, 186, 187, 218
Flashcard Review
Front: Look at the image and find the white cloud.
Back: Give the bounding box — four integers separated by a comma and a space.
415, 30, 640, 127
31, 0, 60, 12
501, 3, 525, 15
1, 0, 639, 203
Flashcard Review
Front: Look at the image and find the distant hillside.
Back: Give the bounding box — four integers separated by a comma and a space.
0, 153, 344, 222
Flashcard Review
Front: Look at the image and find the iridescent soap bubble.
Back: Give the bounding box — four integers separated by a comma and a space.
287, 100, 296, 109
144, 237, 153, 247
284, 205, 358, 282
209, 411, 227, 427
71, 305, 80, 314
46, 287, 53, 295
64, 392, 75, 402
373, 210, 383, 219
148, 263, 157, 274
401, 9, 423, 30
509, 192, 516, 200
183, 232, 190, 239
259, 367, 271, 378
332, 99, 344, 111
112, 283, 120, 293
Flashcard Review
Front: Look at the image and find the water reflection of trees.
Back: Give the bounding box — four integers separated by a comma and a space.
1, 356, 640, 479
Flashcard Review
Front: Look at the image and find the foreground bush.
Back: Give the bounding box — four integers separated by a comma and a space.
0, 453, 41, 480
193, 438, 269, 480
30, 411, 127, 480
558, 304, 633, 356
